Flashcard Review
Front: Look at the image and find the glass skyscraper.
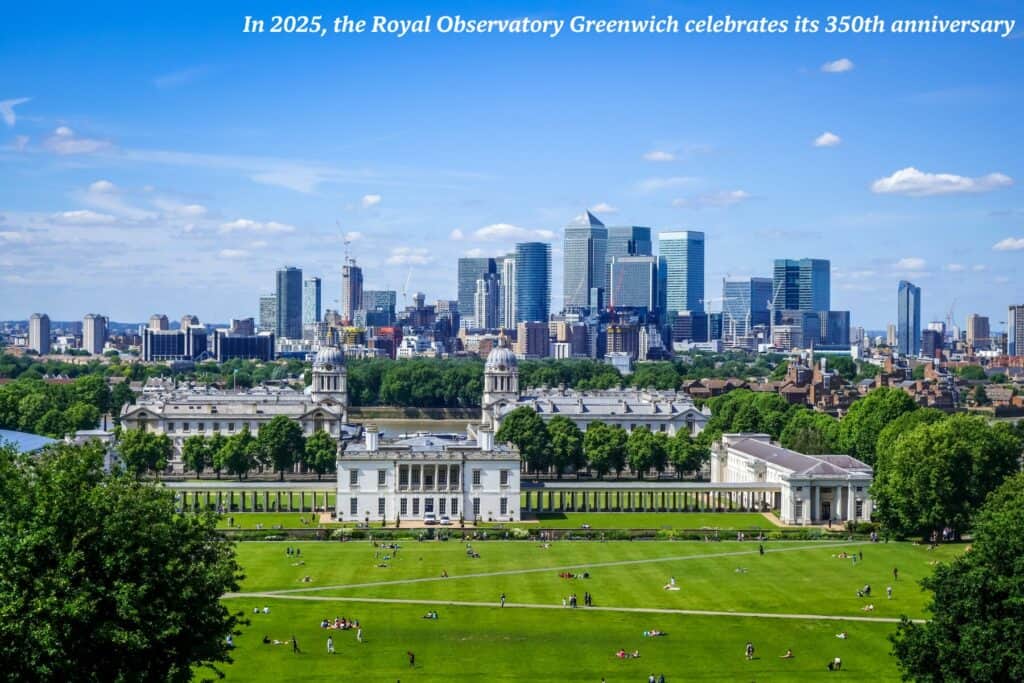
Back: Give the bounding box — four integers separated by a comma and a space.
457, 257, 496, 319
302, 277, 321, 325
609, 256, 657, 311
341, 262, 363, 324
275, 267, 303, 339
514, 242, 551, 323
722, 277, 772, 342
658, 230, 705, 318
898, 280, 922, 356
563, 211, 608, 311
772, 258, 830, 312
500, 255, 516, 329
1007, 305, 1023, 357
258, 294, 276, 333
606, 225, 652, 283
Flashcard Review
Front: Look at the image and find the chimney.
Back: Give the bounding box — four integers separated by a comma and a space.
364, 423, 379, 452
478, 424, 494, 451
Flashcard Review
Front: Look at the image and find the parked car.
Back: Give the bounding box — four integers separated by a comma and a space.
439, 515, 452, 526
423, 512, 438, 525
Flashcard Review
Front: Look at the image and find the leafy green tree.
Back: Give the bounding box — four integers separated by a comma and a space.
769, 360, 789, 380
304, 429, 338, 481
629, 363, 681, 390
957, 364, 987, 380
64, 401, 100, 432
874, 408, 946, 464
584, 423, 627, 479
911, 364, 926, 380
181, 435, 209, 478
973, 384, 990, 406
117, 428, 172, 479
891, 473, 1024, 681
495, 407, 550, 474
34, 408, 69, 438
71, 374, 110, 414
217, 427, 258, 480
627, 426, 665, 479
825, 355, 857, 382
837, 387, 918, 466
871, 414, 1022, 538
17, 392, 49, 433
779, 409, 840, 454
546, 415, 585, 478
668, 431, 710, 477
256, 415, 306, 481
0, 441, 242, 681
110, 381, 135, 416
206, 432, 226, 480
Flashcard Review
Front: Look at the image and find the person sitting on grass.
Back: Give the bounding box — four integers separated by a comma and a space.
643, 629, 665, 637
861, 604, 875, 611
827, 657, 842, 671
616, 649, 627, 659
836, 631, 848, 639
631, 650, 640, 659
781, 649, 794, 659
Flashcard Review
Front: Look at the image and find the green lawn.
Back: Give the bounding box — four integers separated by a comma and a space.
211, 540, 961, 681
215, 513, 341, 530
521, 511, 780, 529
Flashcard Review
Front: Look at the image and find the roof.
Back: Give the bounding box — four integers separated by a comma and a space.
0, 429, 57, 454
500, 388, 709, 421
344, 433, 518, 459
726, 437, 872, 479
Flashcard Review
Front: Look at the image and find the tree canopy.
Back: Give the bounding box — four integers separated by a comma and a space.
779, 409, 840, 454
837, 387, 918, 466
583, 423, 628, 478
494, 407, 550, 474
256, 415, 306, 480
304, 430, 338, 480
546, 416, 585, 478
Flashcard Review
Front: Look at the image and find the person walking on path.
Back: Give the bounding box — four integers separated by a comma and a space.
407, 651, 416, 667
292, 635, 300, 654
327, 636, 334, 654
745, 641, 755, 660
357, 627, 363, 643
893, 567, 899, 581
500, 593, 506, 608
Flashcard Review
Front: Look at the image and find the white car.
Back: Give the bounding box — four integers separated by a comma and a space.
423, 512, 438, 525
439, 515, 452, 526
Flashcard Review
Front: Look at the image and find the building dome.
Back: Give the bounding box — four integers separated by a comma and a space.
314, 345, 345, 368
485, 344, 517, 371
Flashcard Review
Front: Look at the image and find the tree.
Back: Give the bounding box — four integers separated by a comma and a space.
34, 408, 69, 438
779, 409, 839, 454
826, 355, 857, 382
206, 432, 226, 480
911, 364, 926, 380
256, 415, 306, 481
667, 431, 709, 478
495, 407, 550, 474
64, 401, 100, 432
874, 408, 945, 464
627, 427, 665, 479
71, 374, 110, 414
181, 435, 209, 478
629, 363, 681, 390
304, 430, 338, 481
547, 416, 585, 478
973, 384, 990, 406
871, 414, 1022, 538
584, 423, 627, 479
837, 387, 918, 466
217, 427, 258, 481
117, 428, 172, 479
110, 381, 135, 416
0, 442, 242, 681
957, 364, 987, 381
891, 473, 1024, 681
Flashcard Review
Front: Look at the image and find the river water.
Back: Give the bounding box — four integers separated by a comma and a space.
373, 418, 475, 438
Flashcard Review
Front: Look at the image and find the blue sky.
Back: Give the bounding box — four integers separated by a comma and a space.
1, 0, 1021, 329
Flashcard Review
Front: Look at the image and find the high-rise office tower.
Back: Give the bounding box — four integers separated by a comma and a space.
898, 280, 922, 356
606, 225, 652, 286
363, 290, 397, 315
1009, 305, 1024, 357
276, 266, 303, 339
340, 262, 362, 324
609, 256, 657, 311
886, 324, 897, 347
258, 294, 277, 333
82, 313, 108, 354
966, 314, 990, 351
28, 313, 51, 354
180, 314, 200, 330
474, 274, 500, 329
148, 314, 169, 331
457, 257, 497, 320
303, 277, 322, 325
772, 259, 830, 313
658, 230, 705, 318
515, 242, 551, 323
722, 277, 772, 343
563, 211, 608, 311
500, 254, 516, 329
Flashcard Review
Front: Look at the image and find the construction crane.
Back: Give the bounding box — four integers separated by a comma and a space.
766, 278, 786, 350
401, 267, 412, 310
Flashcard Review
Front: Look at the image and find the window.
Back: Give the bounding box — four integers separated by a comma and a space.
425, 498, 434, 513
472, 469, 482, 487
438, 468, 447, 487
183, 422, 190, 432
439, 498, 446, 515
167, 422, 175, 432
500, 498, 508, 515
198, 423, 205, 432
378, 498, 385, 516
413, 498, 420, 515
450, 465, 460, 488
378, 470, 387, 486
399, 466, 409, 489
213, 422, 220, 431
425, 470, 434, 488
400, 498, 408, 515
451, 498, 459, 516
794, 500, 803, 520
472, 498, 481, 517
350, 497, 358, 516
411, 466, 421, 488
228, 422, 235, 431
855, 500, 864, 518
349, 470, 359, 487
500, 470, 509, 486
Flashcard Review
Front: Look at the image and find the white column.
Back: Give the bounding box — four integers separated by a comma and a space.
848, 483, 856, 521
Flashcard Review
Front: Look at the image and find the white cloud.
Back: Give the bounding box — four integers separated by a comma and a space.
386, 246, 432, 265
894, 257, 927, 271
673, 189, 751, 209
944, 263, 966, 272
43, 126, 111, 155
821, 58, 854, 73
0, 97, 30, 126
219, 218, 295, 234
590, 202, 618, 214
635, 176, 696, 193
814, 131, 841, 147
993, 237, 1024, 251
0, 231, 31, 243
89, 180, 116, 193
249, 240, 268, 249
344, 231, 363, 242
449, 228, 465, 240
153, 198, 207, 217
642, 150, 675, 162
463, 248, 486, 258
472, 223, 555, 241
872, 167, 1013, 197
218, 249, 248, 259
972, 264, 988, 272
361, 194, 382, 208
52, 210, 116, 225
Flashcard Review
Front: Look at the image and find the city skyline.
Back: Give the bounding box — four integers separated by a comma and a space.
1, 1, 1022, 327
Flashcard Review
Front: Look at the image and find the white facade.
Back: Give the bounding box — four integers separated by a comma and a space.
711, 433, 873, 526
336, 425, 521, 524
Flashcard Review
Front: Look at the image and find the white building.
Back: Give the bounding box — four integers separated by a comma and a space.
120, 345, 353, 472
711, 433, 873, 525
336, 424, 520, 524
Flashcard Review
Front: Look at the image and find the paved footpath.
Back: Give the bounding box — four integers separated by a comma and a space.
233, 540, 869, 596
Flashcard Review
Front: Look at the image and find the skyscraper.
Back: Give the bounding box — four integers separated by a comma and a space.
772, 259, 830, 313
82, 313, 107, 355
897, 280, 922, 356
303, 277, 322, 325
658, 230, 705, 318
966, 314, 990, 351
1009, 305, 1024, 357
148, 314, 169, 331
498, 254, 516, 329
458, 257, 497, 318
563, 211, 608, 311
258, 294, 277, 333
28, 313, 50, 355
474, 274, 500, 329
515, 242, 551, 323
276, 266, 303, 339
606, 225, 652, 286
722, 277, 772, 344
341, 262, 362, 324
609, 256, 657, 311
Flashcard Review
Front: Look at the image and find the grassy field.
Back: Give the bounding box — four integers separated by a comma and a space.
212, 540, 960, 681
215, 513, 341, 530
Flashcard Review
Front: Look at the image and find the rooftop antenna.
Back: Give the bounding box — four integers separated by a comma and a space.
337, 220, 353, 266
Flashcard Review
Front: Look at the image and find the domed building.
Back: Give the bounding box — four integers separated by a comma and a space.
481, 336, 519, 428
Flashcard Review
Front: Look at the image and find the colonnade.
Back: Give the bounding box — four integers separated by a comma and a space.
174, 490, 334, 514
521, 486, 780, 513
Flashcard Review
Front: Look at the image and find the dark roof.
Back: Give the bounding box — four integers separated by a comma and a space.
728, 437, 871, 478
